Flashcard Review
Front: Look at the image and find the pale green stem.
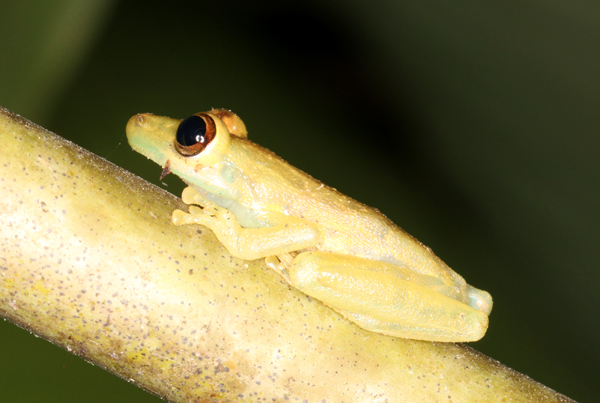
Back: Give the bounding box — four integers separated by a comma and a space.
0, 106, 575, 402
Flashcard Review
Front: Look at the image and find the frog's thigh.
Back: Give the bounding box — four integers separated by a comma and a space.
289, 252, 488, 342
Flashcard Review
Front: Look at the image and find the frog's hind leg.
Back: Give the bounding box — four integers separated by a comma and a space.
287, 251, 489, 342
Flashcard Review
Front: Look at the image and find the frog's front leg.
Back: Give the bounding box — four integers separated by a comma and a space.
172, 187, 320, 260
288, 251, 489, 342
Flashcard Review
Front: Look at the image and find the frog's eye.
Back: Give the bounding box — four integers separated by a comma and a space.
174, 113, 217, 156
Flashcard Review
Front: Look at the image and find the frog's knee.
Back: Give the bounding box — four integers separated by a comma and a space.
288, 252, 332, 292
467, 285, 493, 315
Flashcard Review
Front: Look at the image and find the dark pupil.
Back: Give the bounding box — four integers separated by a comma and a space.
176, 115, 207, 146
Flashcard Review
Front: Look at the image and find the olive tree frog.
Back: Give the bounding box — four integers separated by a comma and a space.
126, 109, 492, 342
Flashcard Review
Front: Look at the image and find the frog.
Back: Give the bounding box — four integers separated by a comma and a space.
126, 109, 492, 342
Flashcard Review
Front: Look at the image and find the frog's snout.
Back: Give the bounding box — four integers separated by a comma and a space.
126, 113, 161, 144
126, 113, 153, 132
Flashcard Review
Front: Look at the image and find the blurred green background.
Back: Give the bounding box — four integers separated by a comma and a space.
1, 0, 598, 401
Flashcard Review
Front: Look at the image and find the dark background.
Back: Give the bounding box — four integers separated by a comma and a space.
1, 0, 598, 401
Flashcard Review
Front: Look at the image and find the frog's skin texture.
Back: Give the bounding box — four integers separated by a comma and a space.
126, 109, 492, 342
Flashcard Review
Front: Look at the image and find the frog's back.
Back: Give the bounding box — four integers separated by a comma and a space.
230, 139, 466, 291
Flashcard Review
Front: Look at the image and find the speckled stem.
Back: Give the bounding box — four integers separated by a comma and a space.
0, 106, 575, 402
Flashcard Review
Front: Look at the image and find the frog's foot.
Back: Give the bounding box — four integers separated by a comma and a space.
172, 205, 215, 226
172, 192, 247, 259
172, 200, 236, 231
172, 186, 223, 226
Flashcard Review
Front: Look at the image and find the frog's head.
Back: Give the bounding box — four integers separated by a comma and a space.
126, 109, 248, 199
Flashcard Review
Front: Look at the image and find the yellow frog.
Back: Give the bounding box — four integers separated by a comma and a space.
126, 109, 492, 342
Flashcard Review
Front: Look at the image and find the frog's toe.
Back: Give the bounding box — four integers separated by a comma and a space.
172, 209, 189, 225
181, 186, 200, 204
